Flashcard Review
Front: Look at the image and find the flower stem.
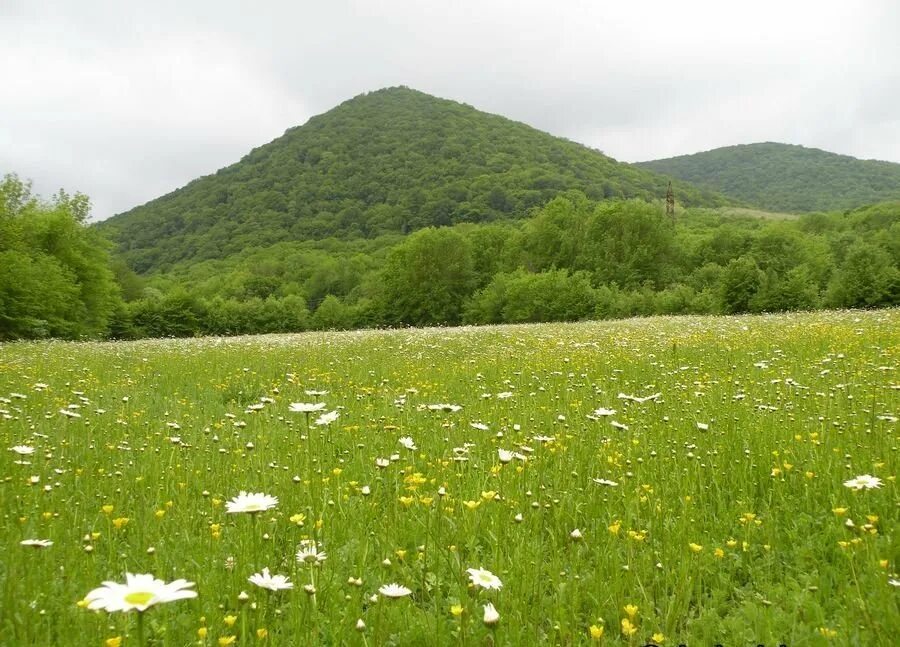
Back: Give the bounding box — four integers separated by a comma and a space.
135, 611, 146, 647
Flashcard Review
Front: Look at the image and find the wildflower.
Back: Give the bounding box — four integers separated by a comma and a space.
223, 615, 237, 627
10, 445, 35, 455
218, 637, 236, 646
20, 539, 53, 548
623, 604, 638, 619
378, 583, 412, 598
289, 402, 326, 413
621, 617, 637, 637
105, 637, 122, 647
450, 604, 464, 617
843, 474, 883, 490
398, 436, 417, 451
714, 548, 725, 558
225, 491, 278, 514
652, 632, 666, 643
314, 410, 339, 426
818, 627, 838, 638
589, 624, 604, 640
249, 568, 293, 591
482, 602, 500, 626
355, 618, 366, 631
256, 628, 268, 639
570, 528, 583, 541
197, 627, 208, 639
498, 449, 514, 463
592, 478, 619, 487
592, 407, 616, 417
112, 517, 129, 530
466, 567, 503, 590
83, 573, 197, 612
832, 507, 848, 516
296, 540, 327, 565
689, 543, 703, 553
608, 520, 622, 535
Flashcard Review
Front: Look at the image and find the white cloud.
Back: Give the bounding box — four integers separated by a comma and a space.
1, 0, 897, 219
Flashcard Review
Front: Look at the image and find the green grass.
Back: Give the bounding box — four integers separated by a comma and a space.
715, 207, 801, 220
1, 310, 898, 646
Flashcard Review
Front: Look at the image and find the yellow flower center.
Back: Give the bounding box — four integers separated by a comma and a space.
124, 591, 155, 606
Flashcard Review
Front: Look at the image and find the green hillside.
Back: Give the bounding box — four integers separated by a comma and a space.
99, 87, 727, 274
636, 142, 900, 213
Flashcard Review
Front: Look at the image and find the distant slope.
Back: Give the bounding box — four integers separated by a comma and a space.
99, 87, 728, 274
636, 142, 900, 213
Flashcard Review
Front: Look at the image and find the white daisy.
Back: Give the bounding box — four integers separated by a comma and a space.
10, 445, 35, 455
843, 474, 883, 490
314, 410, 340, 426
83, 573, 196, 612
378, 583, 412, 598
225, 491, 278, 514
296, 540, 328, 565
483, 602, 500, 625
398, 436, 417, 451
592, 478, 619, 487
498, 449, 515, 464
20, 538, 53, 548
248, 568, 293, 591
466, 567, 503, 590
289, 402, 327, 414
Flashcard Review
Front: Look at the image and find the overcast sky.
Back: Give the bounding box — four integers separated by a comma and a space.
2, 0, 898, 221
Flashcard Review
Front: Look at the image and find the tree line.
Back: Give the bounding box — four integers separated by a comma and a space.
1, 175, 897, 341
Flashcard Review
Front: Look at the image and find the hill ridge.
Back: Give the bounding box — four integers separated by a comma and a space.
99, 86, 728, 274
636, 142, 900, 212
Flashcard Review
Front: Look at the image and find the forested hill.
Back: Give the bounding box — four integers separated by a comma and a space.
99, 86, 728, 274
636, 142, 900, 213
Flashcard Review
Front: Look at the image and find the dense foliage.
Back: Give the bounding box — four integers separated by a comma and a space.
98, 87, 727, 274
108, 195, 899, 338
636, 142, 900, 213
0, 174, 121, 339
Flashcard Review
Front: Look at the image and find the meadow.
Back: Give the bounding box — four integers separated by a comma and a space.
1, 310, 897, 646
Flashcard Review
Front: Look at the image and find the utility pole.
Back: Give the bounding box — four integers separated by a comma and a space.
665, 181, 675, 225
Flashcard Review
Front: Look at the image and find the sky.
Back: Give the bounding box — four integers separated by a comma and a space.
2, 0, 898, 221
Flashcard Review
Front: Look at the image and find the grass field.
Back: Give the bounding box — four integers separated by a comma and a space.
1, 310, 898, 646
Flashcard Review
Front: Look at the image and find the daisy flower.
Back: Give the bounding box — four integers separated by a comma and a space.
314, 410, 339, 426
398, 436, 417, 451
466, 567, 503, 590
378, 583, 412, 598
10, 445, 35, 455
296, 540, 328, 565
225, 491, 278, 514
248, 568, 293, 591
483, 602, 500, 626
843, 474, 883, 490
289, 402, 326, 414
20, 538, 53, 548
83, 573, 197, 612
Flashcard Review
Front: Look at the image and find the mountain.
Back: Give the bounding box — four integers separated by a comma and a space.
99, 87, 728, 274
636, 142, 900, 213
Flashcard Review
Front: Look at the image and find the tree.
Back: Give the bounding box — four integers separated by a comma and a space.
0, 174, 121, 339
379, 227, 476, 325
825, 242, 899, 308
719, 255, 763, 314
